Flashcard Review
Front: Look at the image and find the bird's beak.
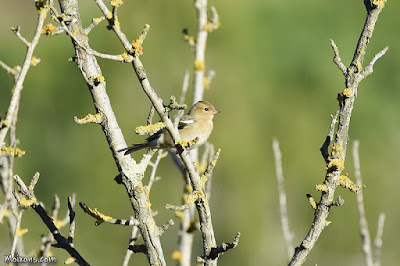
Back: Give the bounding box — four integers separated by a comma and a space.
212, 109, 220, 115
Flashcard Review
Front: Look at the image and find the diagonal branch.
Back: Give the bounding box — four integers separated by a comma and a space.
0, 1, 49, 146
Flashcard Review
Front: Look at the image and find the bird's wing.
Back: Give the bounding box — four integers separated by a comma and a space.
178, 115, 196, 129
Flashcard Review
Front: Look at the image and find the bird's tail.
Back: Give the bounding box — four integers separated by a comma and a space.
118, 143, 149, 155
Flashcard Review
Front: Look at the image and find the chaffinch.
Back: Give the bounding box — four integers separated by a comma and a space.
119, 101, 219, 155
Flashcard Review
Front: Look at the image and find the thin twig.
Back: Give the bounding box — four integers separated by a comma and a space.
373, 213, 385, 266
10, 209, 24, 256
320, 111, 339, 163
353, 140, 374, 266
180, 70, 190, 105
272, 139, 294, 260
0, 1, 48, 146
122, 219, 140, 266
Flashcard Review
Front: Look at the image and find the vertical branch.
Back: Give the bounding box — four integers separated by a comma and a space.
192, 0, 208, 104
289, 1, 387, 265
373, 213, 385, 266
353, 141, 374, 266
272, 139, 294, 261
10, 209, 24, 256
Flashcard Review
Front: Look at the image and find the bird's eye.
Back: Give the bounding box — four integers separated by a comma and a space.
204, 107, 209, 111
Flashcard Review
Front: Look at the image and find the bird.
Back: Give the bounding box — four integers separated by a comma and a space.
119, 101, 219, 155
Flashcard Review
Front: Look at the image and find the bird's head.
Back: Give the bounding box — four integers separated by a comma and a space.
189, 101, 220, 119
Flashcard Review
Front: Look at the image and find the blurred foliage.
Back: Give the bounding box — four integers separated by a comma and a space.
1, 0, 400, 265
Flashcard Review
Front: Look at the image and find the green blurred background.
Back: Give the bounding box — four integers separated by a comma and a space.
1, 0, 399, 265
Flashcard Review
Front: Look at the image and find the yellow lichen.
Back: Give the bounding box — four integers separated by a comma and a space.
171, 250, 183, 262
106, 12, 113, 20
178, 137, 199, 149
203, 19, 221, 32
1, 119, 10, 127
183, 33, 196, 46
338, 174, 364, 193
65, 257, 75, 265
135, 122, 165, 135
144, 186, 152, 211
131, 39, 143, 56
342, 88, 353, 97
372, 0, 386, 8
53, 219, 66, 229
110, 0, 124, 6
327, 157, 345, 171
16, 227, 28, 237
194, 59, 205, 72
114, 17, 121, 29
186, 190, 205, 204
19, 197, 37, 208
41, 23, 56, 35
74, 113, 103, 125
94, 17, 103, 24
315, 183, 328, 192
80, 203, 112, 225
307, 196, 317, 210
95, 76, 105, 84
1, 146, 25, 157
30, 56, 41, 66
118, 52, 132, 62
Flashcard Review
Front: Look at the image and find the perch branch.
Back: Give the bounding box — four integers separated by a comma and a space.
94, 2, 224, 264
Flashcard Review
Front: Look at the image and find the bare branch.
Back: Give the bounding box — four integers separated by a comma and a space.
197, 232, 241, 262
360, 46, 389, 80
320, 111, 339, 163
85, 16, 105, 35
74, 113, 104, 125
330, 39, 347, 76
272, 139, 294, 260
353, 140, 374, 266
79, 202, 140, 226
0, 60, 20, 78
11, 26, 31, 47
289, 2, 387, 265
122, 219, 140, 266
180, 70, 190, 105
10, 210, 24, 256
374, 213, 385, 266
165, 204, 191, 211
